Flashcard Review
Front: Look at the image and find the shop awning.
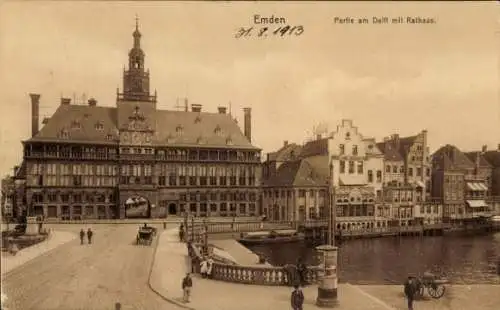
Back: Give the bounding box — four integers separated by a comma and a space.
415, 181, 425, 188
466, 200, 488, 208
467, 182, 488, 191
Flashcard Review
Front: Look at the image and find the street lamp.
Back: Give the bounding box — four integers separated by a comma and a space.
316, 161, 338, 308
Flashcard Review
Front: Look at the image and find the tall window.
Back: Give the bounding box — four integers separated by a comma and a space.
352, 145, 358, 155
340, 160, 345, 173
339, 144, 345, 155
376, 170, 382, 183
368, 170, 373, 182
357, 161, 364, 174
348, 161, 355, 174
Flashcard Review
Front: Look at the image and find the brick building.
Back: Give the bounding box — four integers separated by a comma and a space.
16, 21, 261, 220
377, 130, 438, 226
432, 144, 492, 225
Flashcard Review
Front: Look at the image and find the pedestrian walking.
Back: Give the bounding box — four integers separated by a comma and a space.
182, 273, 193, 303
296, 258, 307, 286
87, 228, 93, 244
200, 258, 208, 278
80, 229, 85, 245
404, 276, 417, 310
179, 224, 185, 242
291, 284, 304, 310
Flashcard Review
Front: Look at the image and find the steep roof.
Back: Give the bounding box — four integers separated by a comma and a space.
483, 151, 500, 167
263, 155, 329, 187
267, 143, 302, 162
26, 104, 258, 149
432, 144, 474, 171
299, 138, 329, 158
464, 152, 493, 168
376, 142, 403, 161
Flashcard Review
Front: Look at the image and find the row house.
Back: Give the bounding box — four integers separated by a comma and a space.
377, 130, 437, 226
15, 21, 261, 220
432, 144, 492, 225
262, 119, 387, 231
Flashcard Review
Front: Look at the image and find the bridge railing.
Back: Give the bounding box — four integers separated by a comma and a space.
187, 241, 318, 286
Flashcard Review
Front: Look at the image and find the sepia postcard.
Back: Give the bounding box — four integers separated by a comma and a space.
0, 1, 499, 310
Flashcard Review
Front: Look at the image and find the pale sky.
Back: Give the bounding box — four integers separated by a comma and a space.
0, 1, 498, 178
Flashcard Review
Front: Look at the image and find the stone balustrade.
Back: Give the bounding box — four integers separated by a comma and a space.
187, 241, 319, 286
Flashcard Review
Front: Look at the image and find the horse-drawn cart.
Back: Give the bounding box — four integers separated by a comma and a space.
136, 227, 155, 246
413, 272, 448, 299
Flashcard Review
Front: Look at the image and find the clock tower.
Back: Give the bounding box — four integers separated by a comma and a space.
121, 16, 156, 103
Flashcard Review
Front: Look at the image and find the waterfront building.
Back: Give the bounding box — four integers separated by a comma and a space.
431, 145, 492, 225
262, 119, 387, 230
376, 131, 436, 226
474, 144, 500, 215
15, 21, 262, 220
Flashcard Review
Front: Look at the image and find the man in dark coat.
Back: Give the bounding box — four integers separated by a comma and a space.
296, 259, 307, 286
182, 273, 193, 303
291, 284, 304, 310
404, 276, 417, 310
80, 229, 85, 245
87, 228, 93, 244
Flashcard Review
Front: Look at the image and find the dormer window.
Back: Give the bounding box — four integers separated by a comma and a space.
71, 120, 81, 130
95, 121, 104, 131
176, 125, 183, 135
60, 129, 69, 139
345, 132, 351, 140
196, 136, 205, 144
226, 136, 233, 145
214, 125, 222, 135
106, 134, 113, 141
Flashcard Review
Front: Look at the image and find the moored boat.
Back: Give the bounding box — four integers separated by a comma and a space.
238, 229, 305, 245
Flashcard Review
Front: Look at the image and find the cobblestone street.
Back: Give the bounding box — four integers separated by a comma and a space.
2, 224, 179, 310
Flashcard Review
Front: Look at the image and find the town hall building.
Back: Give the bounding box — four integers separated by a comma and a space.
16, 21, 262, 220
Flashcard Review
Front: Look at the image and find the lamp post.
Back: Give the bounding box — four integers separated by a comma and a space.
316, 161, 338, 308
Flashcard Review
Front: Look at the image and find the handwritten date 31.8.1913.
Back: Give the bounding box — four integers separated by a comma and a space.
235, 25, 304, 38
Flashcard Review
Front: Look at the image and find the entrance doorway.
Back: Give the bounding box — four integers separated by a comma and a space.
168, 203, 177, 216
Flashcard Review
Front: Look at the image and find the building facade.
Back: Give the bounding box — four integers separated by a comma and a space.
377, 131, 439, 226
432, 145, 492, 225
262, 119, 388, 230
18, 22, 262, 220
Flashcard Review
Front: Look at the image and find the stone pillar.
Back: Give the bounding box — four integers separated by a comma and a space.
316, 245, 339, 308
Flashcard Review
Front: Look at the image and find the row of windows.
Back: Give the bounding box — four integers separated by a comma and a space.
339, 144, 358, 156
155, 164, 256, 177
385, 165, 430, 177
29, 163, 119, 176
181, 202, 257, 214
178, 192, 258, 202
339, 160, 364, 174
263, 189, 327, 199
28, 176, 118, 187
157, 175, 256, 187
32, 193, 115, 204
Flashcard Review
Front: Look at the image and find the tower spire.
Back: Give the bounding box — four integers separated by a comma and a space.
135, 14, 139, 31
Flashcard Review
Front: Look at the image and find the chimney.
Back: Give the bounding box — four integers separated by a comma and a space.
218, 106, 227, 114
88, 98, 97, 106
284, 140, 289, 147
29, 93, 40, 137
191, 104, 202, 113
60, 98, 71, 105
482, 145, 487, 153
243, 107, 252, 143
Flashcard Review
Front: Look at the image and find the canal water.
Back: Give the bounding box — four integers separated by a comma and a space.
246, 232, 500, 285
